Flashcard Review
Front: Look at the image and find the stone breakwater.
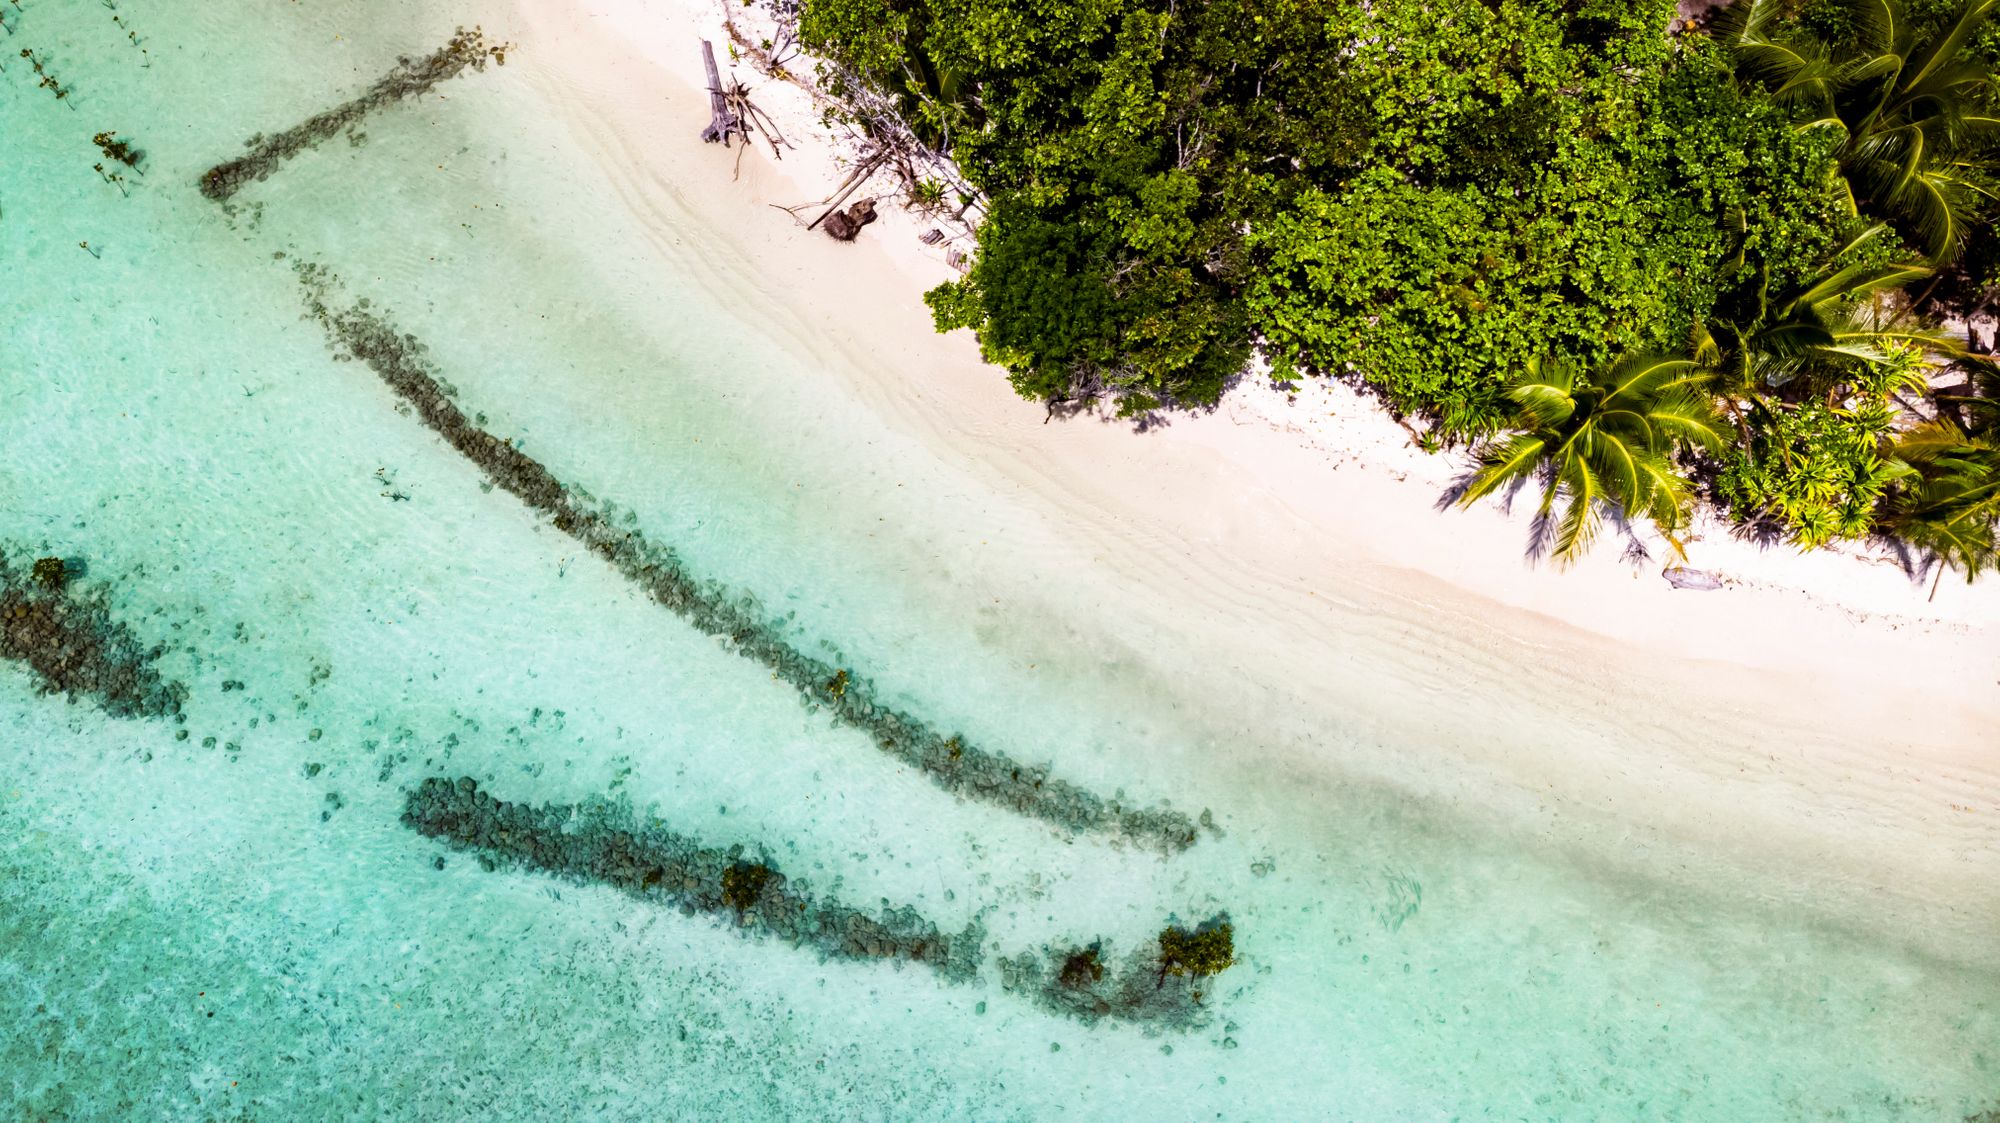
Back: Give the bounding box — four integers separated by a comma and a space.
297, 264, 1204, 854
404, 777, 1229, 1028
198, 27, 508, 202
0, 551, 185, 719
407, 776, 984, 978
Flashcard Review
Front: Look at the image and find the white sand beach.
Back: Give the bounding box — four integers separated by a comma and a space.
496, 0, 2000, 958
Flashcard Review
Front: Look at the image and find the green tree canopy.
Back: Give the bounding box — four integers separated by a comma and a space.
802, 0, 2000, 575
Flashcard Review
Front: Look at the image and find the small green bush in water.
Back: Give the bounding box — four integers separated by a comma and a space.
30, 557, 67, 591
1158, 918, 1234, 980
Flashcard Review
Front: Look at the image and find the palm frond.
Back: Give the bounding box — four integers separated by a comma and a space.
1550, 455, 1605, 563
1857, 0, 1898, 52
1787, 258, 1932, 309
1629, 448, 1695, 528
1459, 433, 1553, 507
1902, 0, 2000, 95
1690, 320, 1722, 367
1522, 354, 1579, 391
1602, 354, 1703, 406
1587, 431, 1643, 514
1754, 320, 1841, 358
1644, 389, 1731, 454
1510, 383, 1577, 429
1896, 419, 1995, 460
1826, 221, 1893, 262
1713, 0, 1789, 43
1895, 168, 1972, 258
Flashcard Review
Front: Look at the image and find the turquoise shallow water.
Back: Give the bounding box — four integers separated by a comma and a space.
3, 1, 1996, 1118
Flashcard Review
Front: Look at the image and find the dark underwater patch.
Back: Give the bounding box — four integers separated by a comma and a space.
0, 550, 185, 719
296, 263, 1205, 854
198, 27, 509, 202
405, 775, 1234, 1028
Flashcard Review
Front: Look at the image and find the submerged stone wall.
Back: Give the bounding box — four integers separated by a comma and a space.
298, 264, 1204, 854
199, 27, 508, 202
404, 776, 1230, 1028
0, 551, 185, 719
406, 776, 982, 977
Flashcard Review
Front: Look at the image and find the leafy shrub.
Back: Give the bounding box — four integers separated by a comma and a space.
1715, 342, 1928, 547
1717, 403, 1904, 546
1247, 30, 1842, 439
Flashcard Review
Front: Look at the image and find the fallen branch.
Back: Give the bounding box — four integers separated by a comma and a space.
807, 152, 887, 230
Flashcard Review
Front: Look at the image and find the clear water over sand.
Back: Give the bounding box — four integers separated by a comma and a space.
2, 1, 1994, 1118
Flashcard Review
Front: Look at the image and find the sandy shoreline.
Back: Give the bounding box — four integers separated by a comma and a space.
493, 0, 1996, 954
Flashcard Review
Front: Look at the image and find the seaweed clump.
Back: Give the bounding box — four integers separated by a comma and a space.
30, 557, 68, 591
198, 27, 510, 202
92, 131, 142, 169
721, 861, 772, 910
0, 550, 184, 719
298, 263, 1206, 855
1057, 942, 1105, 988
1158, 917, 1235, 982
999, 913, 1238, 1028
402, 776, 983, 980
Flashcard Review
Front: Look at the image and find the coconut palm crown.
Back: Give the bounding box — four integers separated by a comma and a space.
1883, 357, 2000, 578
1459, 354, 1729, 564
1720, 0, 2000, 260
1695, 223, 1941, 404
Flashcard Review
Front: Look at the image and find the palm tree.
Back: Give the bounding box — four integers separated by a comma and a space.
1720, 0, 2000, 260
1458, 354, 1729, 563
1694, 224, 1939, 416
1882, 359, 2000, 581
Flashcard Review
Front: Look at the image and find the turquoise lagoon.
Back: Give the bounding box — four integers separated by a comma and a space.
1, 1, 1994, 1118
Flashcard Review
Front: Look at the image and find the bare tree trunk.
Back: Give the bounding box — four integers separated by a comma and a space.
699, 40, 738, 144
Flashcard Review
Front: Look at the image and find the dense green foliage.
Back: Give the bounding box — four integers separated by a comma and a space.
1714, 373, 1911, 547
1723, 0, 1998, 258
1246, 11, 1842, 434
801, 0, 2000, 577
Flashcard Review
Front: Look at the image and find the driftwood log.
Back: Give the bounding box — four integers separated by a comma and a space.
822, 197, 878, 241
696, 39, 789, 178
699, 40, 740, 144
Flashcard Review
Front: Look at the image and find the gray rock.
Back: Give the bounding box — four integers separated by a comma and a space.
1662, 567, 1724, 591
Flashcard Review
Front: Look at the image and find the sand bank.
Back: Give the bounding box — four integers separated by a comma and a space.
492, 0, 1997, 956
